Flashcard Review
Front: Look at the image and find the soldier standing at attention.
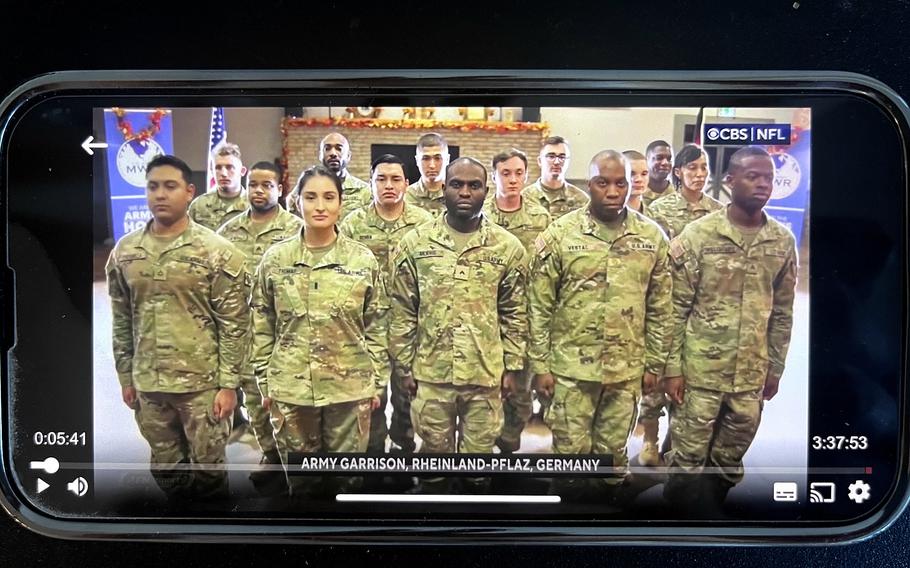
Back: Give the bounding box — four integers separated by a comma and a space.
648, 144, 724, 239
286, 132, 371, 221
481, 148, 551, 453
106, 154, 251, 501
189, 142, 248, 231
251, 165, 389, 499
522, 136, 589, 220
529, 150, 672, 503
641, 140, 674, 206
622, 150, 651, 216
405, 133, 451, 216
389, 157, 528, 494
662, 146, 798, 512
339, 154, 433, 455
637, 144, 724, 467
216, 161, 303, 493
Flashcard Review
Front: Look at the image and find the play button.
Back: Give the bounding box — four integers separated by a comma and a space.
37, 478, 49, 494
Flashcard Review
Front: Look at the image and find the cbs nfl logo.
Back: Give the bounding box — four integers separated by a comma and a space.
704, 124, 791, 146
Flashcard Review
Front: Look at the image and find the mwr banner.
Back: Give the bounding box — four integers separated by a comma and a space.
765, 125, 810, 247
103, 109, 174, 241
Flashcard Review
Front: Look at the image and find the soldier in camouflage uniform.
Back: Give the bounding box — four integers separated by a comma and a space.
529, 150, 672, 502
251, 165, 389, 499
637, 144, 724, 467
340, 154, 433, 456
106, 154, 251, 501
404, 132, 450, 216
286, 132, 370, 220
662, 146, 798, 512
188, 142, 248, 231
622, 150, 651, 216
641, 140, 675, 206
482, 148, 550, 453
389, 157, 528, 494
216, 161, 303, 493
522, 135, 589, 220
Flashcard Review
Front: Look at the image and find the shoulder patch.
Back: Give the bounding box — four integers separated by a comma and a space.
668, 237, 688, 265
221, 249, 244, 278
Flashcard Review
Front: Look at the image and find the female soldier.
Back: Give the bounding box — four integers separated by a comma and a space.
250, 165, 389, 499
636, 144, 723, 467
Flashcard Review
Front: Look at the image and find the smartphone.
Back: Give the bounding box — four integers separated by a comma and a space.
0, 71, 906, 543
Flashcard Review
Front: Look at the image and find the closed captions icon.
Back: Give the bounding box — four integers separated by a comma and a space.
773, 481, 798, 502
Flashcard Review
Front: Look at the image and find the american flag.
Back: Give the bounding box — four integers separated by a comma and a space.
206, 107, 227, 192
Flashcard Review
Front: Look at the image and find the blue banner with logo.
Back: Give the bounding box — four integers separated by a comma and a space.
764, 127, 810, 247
104, 109, 173, 241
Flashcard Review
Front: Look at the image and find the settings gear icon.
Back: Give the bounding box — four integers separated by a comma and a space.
847, 480, 871, 503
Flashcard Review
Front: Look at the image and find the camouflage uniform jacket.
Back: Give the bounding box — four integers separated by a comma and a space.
188, 190, 248, 231
216, 206, 304, 277
521, 179, 589, 220
641, 183, 675, 207
404, 179, 446, 216
389, 214, 529, 387
648, 190, 724, 239
528, 208, 673, 384
106, 219, 251, 392
286, 173, 371, 221
250, 230, 390, 406
338, 203, 434, 284
217, 207, 304, 379
665, 208, 798, 392
482, 196, 552, 255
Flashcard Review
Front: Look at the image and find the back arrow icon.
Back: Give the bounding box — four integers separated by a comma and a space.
81, 135, 109, 155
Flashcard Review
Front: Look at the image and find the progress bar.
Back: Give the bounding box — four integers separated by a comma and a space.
336, 494, 561, 504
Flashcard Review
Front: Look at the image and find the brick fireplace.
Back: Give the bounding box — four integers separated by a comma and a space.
282, 118, 549, 195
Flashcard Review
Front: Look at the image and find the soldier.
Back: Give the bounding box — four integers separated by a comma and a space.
663, 146, 798, 512
637, 144, 724, 467
251, 165, 389, 499
404, 132, 450, 215
339, 154, 433, 456
216, 161, 303, 494
389, 157, 528, 494
641, 140, 674, 206
286, 132, 370, 220
522, 135, 589, 220
482, 148, 551, 453
622, 150, 650, 216
188, 142, 248, 230
106, 154, 250, 501
648, 144, 724, 239
529, 150, 672, 502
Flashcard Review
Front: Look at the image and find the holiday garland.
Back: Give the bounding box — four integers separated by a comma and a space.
111, 108, 167, 142
283, 116, 549, 134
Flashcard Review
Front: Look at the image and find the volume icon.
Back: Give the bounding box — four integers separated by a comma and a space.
66, 477, 88, 497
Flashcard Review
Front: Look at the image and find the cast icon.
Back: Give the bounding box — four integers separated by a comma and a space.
809, 482, 836, 503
